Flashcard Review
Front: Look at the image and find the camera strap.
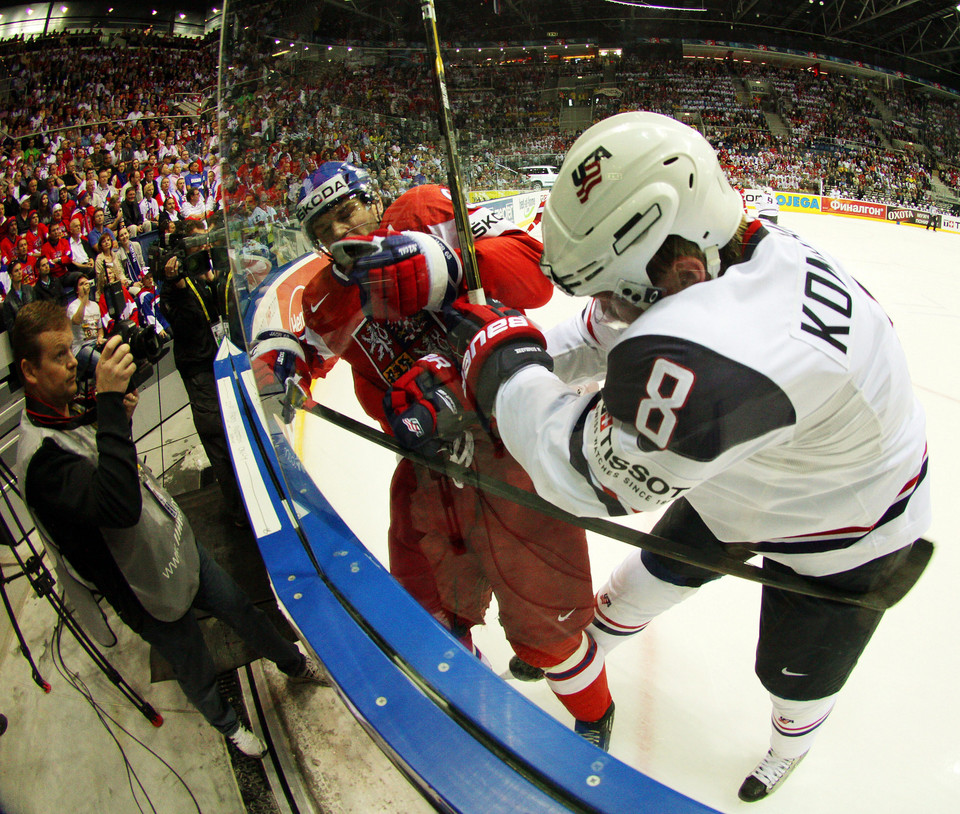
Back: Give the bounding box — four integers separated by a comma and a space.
184, 275, 226, 342
184, 277, 211, 321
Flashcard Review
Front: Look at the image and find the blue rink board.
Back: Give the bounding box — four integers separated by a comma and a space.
215, 340, 719, 814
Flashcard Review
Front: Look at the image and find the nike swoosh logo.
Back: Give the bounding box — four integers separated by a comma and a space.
781, 668, 807, 677
309, 293, 330, 313
557, 609, 576, 622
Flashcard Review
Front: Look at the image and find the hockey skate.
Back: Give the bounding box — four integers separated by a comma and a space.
738, 748, 807, 802
574, 702, 615, 751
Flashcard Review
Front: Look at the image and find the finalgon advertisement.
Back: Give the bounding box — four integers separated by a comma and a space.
821, 197, 888, 220
776, 193, 822, 213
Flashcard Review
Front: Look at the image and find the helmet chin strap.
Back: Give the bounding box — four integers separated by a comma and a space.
704, 244, 721, 279
613, 278, 665, 311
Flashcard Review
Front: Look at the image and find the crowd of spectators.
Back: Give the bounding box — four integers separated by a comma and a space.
1, 18, 958, 330
0, 30, 224, 335
218, 45, 955, 215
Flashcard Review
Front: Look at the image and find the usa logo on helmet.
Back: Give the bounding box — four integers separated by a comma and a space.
572, 146, 612, 204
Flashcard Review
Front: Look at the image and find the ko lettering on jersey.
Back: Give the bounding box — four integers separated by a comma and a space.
792, 238, 855, 364
470, 209, 506, 239
392, 187, 510, 246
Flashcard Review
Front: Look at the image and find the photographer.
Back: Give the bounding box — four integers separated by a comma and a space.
12, 301, 328, 759
158, 220, 243, 526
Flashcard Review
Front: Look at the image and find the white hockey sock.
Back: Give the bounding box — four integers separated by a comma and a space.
544, 631, 605, 697
589, 550, 700, 653
769, 693, 838, 759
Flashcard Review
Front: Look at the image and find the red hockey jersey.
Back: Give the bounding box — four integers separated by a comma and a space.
300, 185, 550, 429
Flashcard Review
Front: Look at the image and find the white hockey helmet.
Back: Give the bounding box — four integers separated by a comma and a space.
540, 111, 744, 309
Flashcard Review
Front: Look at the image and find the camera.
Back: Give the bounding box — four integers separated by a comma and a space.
151, 218, 229, 284
76, 280, 168, 394
102, 280, 166, 364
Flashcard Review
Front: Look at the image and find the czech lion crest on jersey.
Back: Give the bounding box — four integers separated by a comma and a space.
354, 312, 450, 385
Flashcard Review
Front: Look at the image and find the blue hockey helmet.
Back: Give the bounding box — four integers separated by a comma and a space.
296, 161, 378, 249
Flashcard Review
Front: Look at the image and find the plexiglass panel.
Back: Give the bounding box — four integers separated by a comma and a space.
216, 0, 625, 751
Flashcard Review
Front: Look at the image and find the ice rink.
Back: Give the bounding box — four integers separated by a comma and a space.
294, 210, 959, 814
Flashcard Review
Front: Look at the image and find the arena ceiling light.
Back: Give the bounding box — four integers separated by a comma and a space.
605, 0, 707, 9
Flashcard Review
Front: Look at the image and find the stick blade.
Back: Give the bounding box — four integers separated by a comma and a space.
869, 536, 934, 610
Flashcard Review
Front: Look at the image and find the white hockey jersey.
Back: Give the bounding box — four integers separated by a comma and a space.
496, 223, 930, 576
757, 188, 779, 222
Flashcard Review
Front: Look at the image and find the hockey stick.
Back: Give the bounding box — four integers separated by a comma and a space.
421, 0, 485, 304
301, 401, 933, 612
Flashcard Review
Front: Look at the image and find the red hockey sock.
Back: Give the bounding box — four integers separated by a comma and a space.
514, 632, 613, 722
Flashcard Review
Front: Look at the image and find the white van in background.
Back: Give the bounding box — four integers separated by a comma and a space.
518, 165, 559, 189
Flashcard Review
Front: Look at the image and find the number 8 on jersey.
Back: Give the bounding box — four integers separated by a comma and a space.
635, 358, 696, 449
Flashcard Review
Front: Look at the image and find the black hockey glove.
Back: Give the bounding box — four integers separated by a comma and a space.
384, 353, 471, 457
442, 297, 553, 422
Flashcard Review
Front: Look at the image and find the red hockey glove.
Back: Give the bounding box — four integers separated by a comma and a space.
251, 329, 313, 403
384, 353, 471, 456
442, 297, 553, 421
330, 229, 462, 321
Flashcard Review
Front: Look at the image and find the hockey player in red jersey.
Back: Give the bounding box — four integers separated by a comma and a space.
257, 162, 615, 747
385, 114, 931, 799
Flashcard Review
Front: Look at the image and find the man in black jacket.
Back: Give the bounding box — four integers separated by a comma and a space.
12, 301, 329, 758
158, 221, 244, 524
120, 185, 149, 237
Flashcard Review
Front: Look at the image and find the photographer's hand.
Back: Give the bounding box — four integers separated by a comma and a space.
96, 334, 137, 394
164, 254, 186, 289
123, 388, 140, 421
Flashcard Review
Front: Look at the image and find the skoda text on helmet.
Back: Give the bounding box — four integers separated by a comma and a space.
540, 111, 743, 311
296, 161, 377, 249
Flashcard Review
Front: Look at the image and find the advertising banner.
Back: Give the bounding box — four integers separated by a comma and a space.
821, 197, 888, 220
478, 190, 548, 232
776, 193, 822, 213
941, 214, 960, 233
885, 207, 942, 228
741, 189, 762, 217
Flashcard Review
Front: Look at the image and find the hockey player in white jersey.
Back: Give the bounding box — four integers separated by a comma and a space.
383, 112, 930, 800
757, 184, 779, 224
